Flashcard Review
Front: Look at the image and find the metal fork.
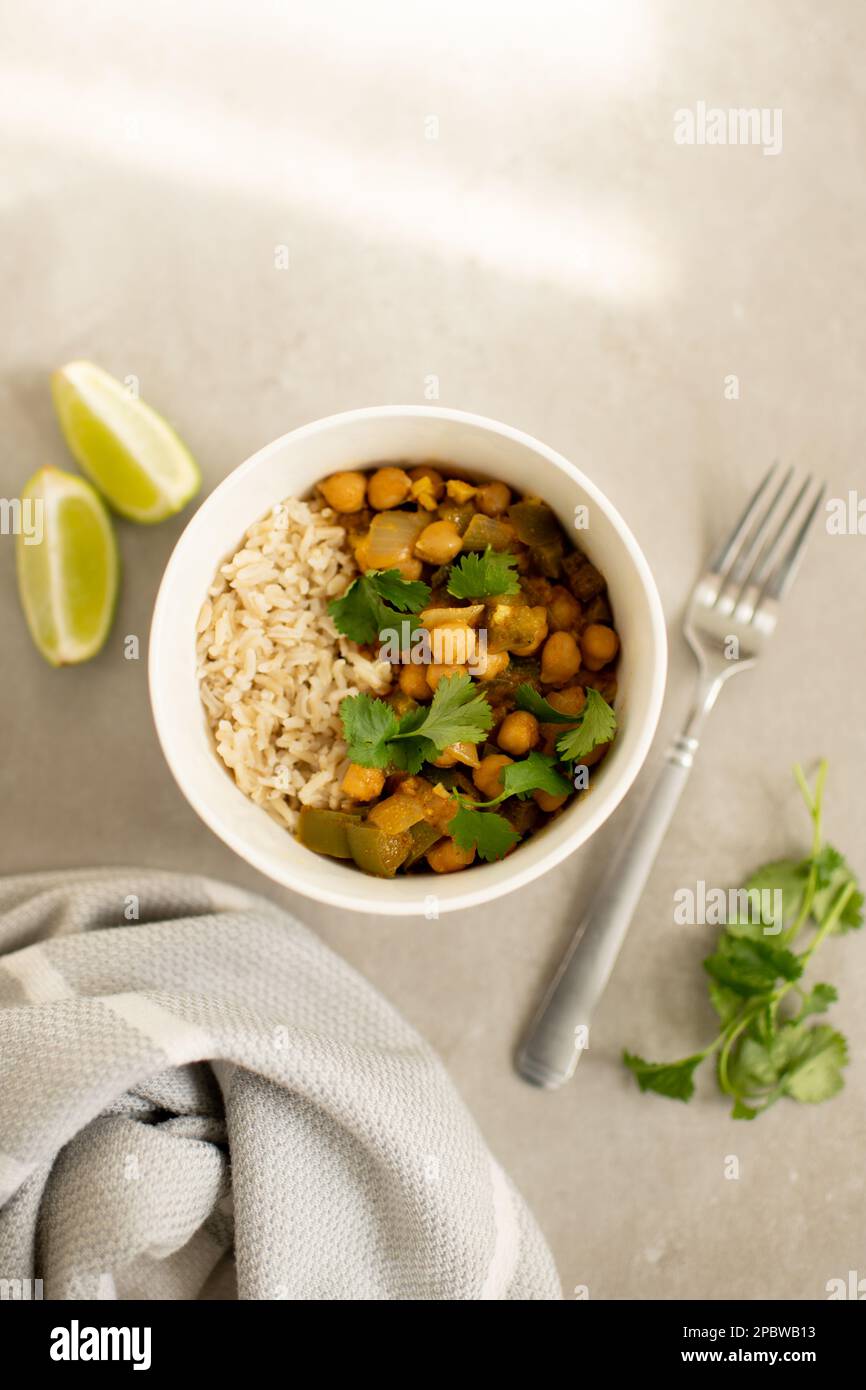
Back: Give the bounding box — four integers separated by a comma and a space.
516, 464, 826, 1089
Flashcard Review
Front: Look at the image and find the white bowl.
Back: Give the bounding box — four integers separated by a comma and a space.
149, 406, 667, 916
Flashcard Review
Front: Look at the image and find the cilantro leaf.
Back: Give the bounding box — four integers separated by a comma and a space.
812, 844, 845, 888
794, 982, 837, 1020
328, 577, 386, 645
381, 705, 434, 774
447, 547, 520, 600
515, 685, 617, 761
725, 1020, 848, 1112
340, 693, 399, 767
622, 1052, 703, 1102
727, 1036, 779, 1094
743, 858, 808, 930
514, 683, 577, 724
402, 673, 493, 751
622, 762, 860, 1121
366, 569, 431, 613
708, 981, 742, 1025
703, 934, 802, 996
501, 751, 573, 800
329, 569, 430, 644
776, 1024, 848, 1103
450, 804, 520, 862
556, 687, 617, 762
339, 673, 492, 769
744, 846, 863, 936
811, 848, 864, 932
388, 736, 438, 775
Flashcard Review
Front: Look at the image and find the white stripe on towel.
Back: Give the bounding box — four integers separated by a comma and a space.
0, 1149, 35, 1204
0, 945, 74, 1003
99, 994, 213, 1066
480, 1158, 521, 1300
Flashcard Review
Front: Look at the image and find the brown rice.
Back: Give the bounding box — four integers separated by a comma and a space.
196, 496, 392, 831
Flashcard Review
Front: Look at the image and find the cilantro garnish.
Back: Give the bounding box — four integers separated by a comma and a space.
340, 673, 493, 773
556, 687, 617, 762
446, 751, 573, 863
453, 752, 573, 814
328, 569, 431, 645
623, 762, 862, 1118
502, 751, 573, 800
340, 692, 398, 768
515, 683, 617, 763
514, 684, 577, 724
447, 547, 520, 600
622, 1053, 704, 1102
450, 804, 521, 862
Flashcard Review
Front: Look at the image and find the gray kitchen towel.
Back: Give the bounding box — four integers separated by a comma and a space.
0, 869, 560, 1301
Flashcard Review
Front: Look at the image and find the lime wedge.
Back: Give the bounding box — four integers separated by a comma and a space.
16, 467, 120, 666
51, 361, 200, 523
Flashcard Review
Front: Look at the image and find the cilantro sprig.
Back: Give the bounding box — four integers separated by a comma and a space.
514, 684, 576, 724
447, 751, 573, 863
470, 751, 573, 806
624, 762, 862, 1118
329, 569, 431, 645
515, 683, 617, 762
340, 673, 493, 774
450, 805, 521, 862
447, 547, 520, 600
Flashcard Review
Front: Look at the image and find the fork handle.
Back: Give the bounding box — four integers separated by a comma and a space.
516, 735, 699, 1089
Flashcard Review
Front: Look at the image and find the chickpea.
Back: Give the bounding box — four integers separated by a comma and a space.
430, 622, 476, 666
473, 753, 514, 800
368, 466, 412, 510
540, 631, 581, 686
392, 556, 424, 581
408, 465, 445, 501
414, 519, 463, 565
319, 470, 367, 513
547, 585, 582, 632
427, 838, 476, 873
538, 686, 585, 749
533, 789, 569, 813
474, 649, 510, 681
585, 671, 617, 702
547, 685, 586, 718
426, 663, 467, 693
341, 763, 386, 800
580, 743, 609, 768
399, 665, 433, 702
581, 624, 620, 671
476, 481, 511, 517
497, 711, 540, 756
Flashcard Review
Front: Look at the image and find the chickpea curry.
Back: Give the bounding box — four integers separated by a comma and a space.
299, 462, 622, 877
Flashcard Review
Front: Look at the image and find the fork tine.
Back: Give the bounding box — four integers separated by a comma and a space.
762, 483, 826, 601
708, 462, 780, 579
740, 475, 812, 592
721, 464, 795, 590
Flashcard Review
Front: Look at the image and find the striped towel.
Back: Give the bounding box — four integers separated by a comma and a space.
0, 869, 560, 1301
